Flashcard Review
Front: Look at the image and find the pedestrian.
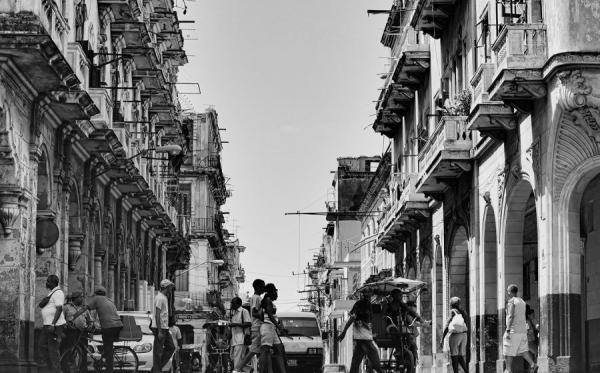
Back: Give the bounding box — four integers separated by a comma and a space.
233, 279, 266, 373
441, 296, 469, 373
229, 297, 251, 373
61, 290, 93, 373
152, 279, 176, 373
337, 289, 383, 373
86, 286, 123, 373
169, 321, 182, 373
259, 283, 286, 373
503, 285, 537, 373
525, 304, 539, 362
39, 274, 67, 372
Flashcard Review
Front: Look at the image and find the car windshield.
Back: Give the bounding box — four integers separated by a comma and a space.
279, 317, 319, 337
132, 316, 153, 335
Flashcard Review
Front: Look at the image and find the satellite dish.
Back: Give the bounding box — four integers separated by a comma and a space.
36, 219, 60, 248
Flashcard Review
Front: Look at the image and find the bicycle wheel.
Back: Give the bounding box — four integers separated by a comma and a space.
113, 345, 139, 372
60, 344, 85, 373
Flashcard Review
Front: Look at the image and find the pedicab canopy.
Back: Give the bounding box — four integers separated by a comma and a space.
354, 277, 426, 297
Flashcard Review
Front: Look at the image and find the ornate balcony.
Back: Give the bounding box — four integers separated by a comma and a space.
111, 21, 151, 48
373, 110, 403, 138
409, 0, 458, 39
98, 0, 143, 21
467, 63, 516, 140
376, 176, 428, 252
88, 88, 113, 129
416, 116, 472, 196
488, 24, 548, 110
392, 45, 430, 89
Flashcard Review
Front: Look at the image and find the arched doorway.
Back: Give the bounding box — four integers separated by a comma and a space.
482, 205, 499, 371
503, 179, 539, 370
579, 173, 600, 371
449, 226, 469, 312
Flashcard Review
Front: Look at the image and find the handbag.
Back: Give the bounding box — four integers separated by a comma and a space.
448, 310, 468, 333
38, 289, 59, 309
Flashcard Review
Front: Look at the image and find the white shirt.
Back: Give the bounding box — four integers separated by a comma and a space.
153, 292, 169, 330
230, 307, 250, 346
41, 287, 66, 326
251, 294, 263, 328
506, 296, 527, 334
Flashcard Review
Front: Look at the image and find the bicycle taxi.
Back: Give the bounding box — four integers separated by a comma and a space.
354, 277, 426, 373
202, 319, 232, 373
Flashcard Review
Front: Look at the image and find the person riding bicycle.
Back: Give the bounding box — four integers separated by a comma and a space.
61, 291, 93, 372
381, 289, 427, 372
205, 322, 231, 372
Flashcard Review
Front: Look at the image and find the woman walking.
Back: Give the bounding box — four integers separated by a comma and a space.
441, 297, 469, 373
259, 283, 286, 373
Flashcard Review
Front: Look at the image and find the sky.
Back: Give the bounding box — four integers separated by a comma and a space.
178, 0, 392, 311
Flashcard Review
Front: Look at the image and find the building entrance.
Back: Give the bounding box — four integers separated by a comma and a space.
503, 180, 539, 371
580, 173, 600, 372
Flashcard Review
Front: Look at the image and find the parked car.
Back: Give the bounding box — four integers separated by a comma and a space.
88, 311, 174, 372
323, 364, 347, 373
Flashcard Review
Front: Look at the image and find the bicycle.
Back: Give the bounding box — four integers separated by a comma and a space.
207, 347, 231, 373
60, 329, 139, 372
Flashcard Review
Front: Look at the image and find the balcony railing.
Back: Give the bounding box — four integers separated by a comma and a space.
416, 116, 472, 195
488, 24, 548, 102
493, 24, 547, 70
190, 216, 219, 235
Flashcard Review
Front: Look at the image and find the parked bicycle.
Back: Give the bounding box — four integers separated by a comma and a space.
60, 329, 140, 372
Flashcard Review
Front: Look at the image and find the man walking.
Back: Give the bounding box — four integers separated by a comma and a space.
337, 289, 383, 373
233, 279, 265, 373
39, 275, 66, 372
86, 286, 123, 373
230, 297, 251, 372
503, 284, 537, 373
153, 279, 176, 373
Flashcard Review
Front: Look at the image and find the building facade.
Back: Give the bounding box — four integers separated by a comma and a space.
174, 110, 245, 314
304, 157, 379, 369
363, 0, 600, 372
0, 0, 191, 370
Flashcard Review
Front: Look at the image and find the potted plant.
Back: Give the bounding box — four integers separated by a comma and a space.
442, 89, 472, 116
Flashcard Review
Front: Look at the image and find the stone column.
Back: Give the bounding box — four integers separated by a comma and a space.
0, 187, 34, 371
120, 265, 128, 311
67, 233, 86, 295
94, 248, 105, 287
108, 254, 116, 300
129, 273, 137, 311
161, 245, 167, 280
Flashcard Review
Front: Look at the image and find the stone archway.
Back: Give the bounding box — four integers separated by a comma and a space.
557, 157, 600, 372
502, 178, 539, 371
482, 204, 499, 372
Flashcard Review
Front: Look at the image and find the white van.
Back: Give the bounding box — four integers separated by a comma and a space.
278, 312, 324, 373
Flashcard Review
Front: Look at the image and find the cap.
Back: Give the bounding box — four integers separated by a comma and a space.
160, 279, 175, 289
69, 291, 83, 299
450, 296, 461, 307
94, 286, 107, 295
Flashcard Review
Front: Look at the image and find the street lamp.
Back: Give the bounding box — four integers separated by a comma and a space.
174, 259, 225, 278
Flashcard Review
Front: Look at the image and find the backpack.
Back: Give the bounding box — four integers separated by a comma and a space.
448, 310, 468, 333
